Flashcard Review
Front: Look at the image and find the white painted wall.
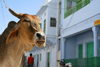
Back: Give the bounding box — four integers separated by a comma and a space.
32, 45, 56, 67
28, 0, 59, 67
62, 0, 100, 37
39, 0, 57, 42
40, 9, 48, 33
46, 3, 57, 37
47, 38, 56, 44
63, 0, 100, 29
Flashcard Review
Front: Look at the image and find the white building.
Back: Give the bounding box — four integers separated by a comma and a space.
61, 0, 100, 67
26, 0, 61, 67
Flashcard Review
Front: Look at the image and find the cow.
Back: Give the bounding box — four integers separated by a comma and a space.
0, 8, 46, 67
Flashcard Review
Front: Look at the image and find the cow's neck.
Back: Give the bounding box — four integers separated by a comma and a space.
1, 39, 24, 67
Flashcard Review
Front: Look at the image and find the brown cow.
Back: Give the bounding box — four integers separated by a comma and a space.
0, 8, 46, 67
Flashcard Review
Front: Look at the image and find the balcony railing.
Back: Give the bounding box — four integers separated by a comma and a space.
64, 57, 100, 67
64, 0, 90, 18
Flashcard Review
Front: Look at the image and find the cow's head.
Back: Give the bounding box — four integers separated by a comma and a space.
6, 8, 46, 51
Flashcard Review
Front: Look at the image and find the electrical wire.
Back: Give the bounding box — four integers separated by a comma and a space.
47, 6, 67, 9
3, 0, 9, 23
47, 5, 75, 30
63, 13, 75, 31
1, 0, 6, 28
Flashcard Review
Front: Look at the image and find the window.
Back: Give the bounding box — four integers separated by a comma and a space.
50, 18, 56, 27
44, 19, 46, 33
44, 12, 46, 16
78, 44, 83, 58
64, 0, 73, 13
40, 54, 42, 61
67, 1, 72, 10
37, 54, 39, 62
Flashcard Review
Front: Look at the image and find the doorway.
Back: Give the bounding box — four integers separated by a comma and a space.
47, 52, 50, 67
87, 42, 94, 67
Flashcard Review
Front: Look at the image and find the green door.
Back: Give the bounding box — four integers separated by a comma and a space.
78, 44, 83, 58
37, 54, 39, 67
47, 53, 50, 67
98, 41, 100, 67
78, 44, 83, 67
87, 42, 94, 67
99, 41, 100, 56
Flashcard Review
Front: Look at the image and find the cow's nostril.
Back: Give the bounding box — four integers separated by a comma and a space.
43, 36, 45, 40
36, 33, 41, 38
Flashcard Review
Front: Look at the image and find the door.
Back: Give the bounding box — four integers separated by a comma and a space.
78, 44, 83, 67
47, 53, 50, 67
37, 54, 39, 67
99, 41, 100, 56
98, 41, 100, 67
78, 44, 83, 58
87, 42, 94, 67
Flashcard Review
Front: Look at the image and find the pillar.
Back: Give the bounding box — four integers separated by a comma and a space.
92, 26, 98, 57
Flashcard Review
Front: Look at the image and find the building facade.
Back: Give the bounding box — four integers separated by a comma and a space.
25, 0, 61, 67
61, 0, 100, 67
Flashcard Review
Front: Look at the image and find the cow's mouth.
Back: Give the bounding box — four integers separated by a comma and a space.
37, 40, 45, 45
35, 40, 46, 47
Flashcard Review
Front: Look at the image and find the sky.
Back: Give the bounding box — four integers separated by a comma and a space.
0, 0, 44, 34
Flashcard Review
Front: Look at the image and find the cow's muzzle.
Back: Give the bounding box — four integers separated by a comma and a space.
35, 32, 46, 47
35, 32, 45, 40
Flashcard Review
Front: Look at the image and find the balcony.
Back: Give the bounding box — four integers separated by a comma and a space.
64, 0, 90, 18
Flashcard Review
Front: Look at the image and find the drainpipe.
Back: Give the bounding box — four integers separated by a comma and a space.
60, 0, 65, 60
92, 26, 98, 57
56, 0, 60, 67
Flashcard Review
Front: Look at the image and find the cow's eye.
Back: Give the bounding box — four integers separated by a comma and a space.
23, 19, 30, 22
34, 23, 36, 26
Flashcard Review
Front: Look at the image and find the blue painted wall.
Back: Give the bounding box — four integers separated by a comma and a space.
65, 36, 77, 59
64, 29, 95, 59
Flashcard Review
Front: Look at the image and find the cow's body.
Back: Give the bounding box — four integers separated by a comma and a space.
0, 9, 46, 67
0, 21, 21, 67
0, 39, 24, 67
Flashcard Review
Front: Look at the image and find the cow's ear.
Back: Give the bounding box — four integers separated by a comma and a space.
6, 24, 20, 44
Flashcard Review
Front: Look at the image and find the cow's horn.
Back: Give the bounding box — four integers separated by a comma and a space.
9, 8, 20, 18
